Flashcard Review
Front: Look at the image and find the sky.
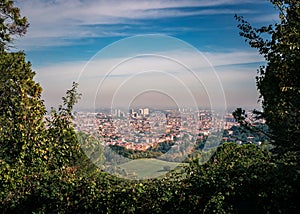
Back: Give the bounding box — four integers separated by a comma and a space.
13, 0, 279, 111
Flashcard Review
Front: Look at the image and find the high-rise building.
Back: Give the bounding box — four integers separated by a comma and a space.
130, 109, 135, 115
138, 109, 144, 115
143, 108, 149, 115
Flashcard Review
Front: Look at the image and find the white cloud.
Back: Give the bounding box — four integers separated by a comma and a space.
249, 13, 280, 24
204, 51, 264, 66
11, 1, 268, 110
15, 0, 262, 48
34, 48, 263, 109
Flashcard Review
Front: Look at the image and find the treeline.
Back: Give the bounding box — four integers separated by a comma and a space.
109, 140, 174, 159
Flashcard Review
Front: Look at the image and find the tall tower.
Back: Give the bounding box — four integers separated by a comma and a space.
138, 109, 144, 115
143, 108, 149, 115
130, 109, 135, 115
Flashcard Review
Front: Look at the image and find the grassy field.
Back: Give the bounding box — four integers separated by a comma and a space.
119, 158, 186, 179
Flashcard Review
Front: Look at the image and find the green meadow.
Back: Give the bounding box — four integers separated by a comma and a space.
119, 158, 186, 179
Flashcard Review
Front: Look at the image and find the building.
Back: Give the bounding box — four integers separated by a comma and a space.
143, 108, 149, 115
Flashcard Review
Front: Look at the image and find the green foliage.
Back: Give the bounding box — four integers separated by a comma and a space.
233, 5, 300, 211
46, 82, 82, 170
0, 0, 28, 50
234, 0, 300, 153
76, 131, 104, 177
109, 144, 163, 159
185, 142, 299, 213
0, 51, 46, 165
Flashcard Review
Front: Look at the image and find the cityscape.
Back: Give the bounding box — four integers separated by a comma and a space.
74, 108, 242, 154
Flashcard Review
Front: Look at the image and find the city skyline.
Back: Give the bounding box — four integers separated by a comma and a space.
13, 0, 279, 110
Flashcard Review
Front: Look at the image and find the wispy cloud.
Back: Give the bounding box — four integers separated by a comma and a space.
204, 51, 264, 67
12, 1, 273, 110
250, 13, 280, 24
15, 0, 266, 48
34, 47, 263, 109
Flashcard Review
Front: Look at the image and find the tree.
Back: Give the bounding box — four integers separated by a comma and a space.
0, 0, 28, 51
234, 0, 300, 153
0, 1, 86, 210
46, 82, 82, 170
0, 51, 46, 165
185, 142, 299, 213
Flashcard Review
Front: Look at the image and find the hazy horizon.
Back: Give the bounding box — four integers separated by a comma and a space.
14, 1, 278, 111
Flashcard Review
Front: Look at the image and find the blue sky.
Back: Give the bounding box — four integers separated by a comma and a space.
14, 0, 279, 111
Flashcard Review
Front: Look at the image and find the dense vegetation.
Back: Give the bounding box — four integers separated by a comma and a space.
1, 0, 299, 213
233, 0, 300, 154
